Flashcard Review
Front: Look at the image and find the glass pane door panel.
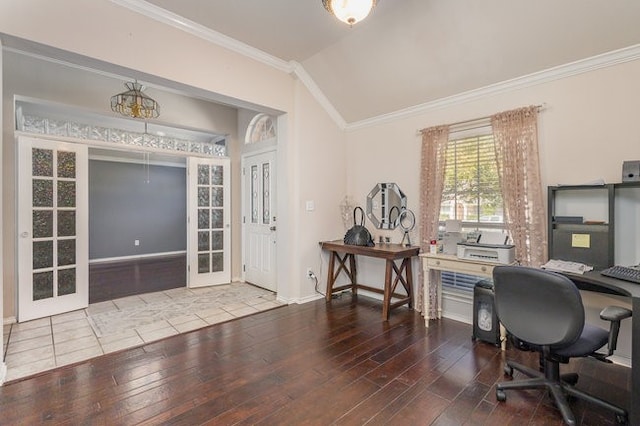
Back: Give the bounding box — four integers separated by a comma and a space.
58, 268, 76, 296
198, 254, 210, 273
57, 181, 76, 207
33, 241, 53, 269
198, 231, 210, 251
18, 137, 88, 321
188, 157, 230, 287
58, 211, 76, 237
33, 180, 53, 207
33, 272, 54, 300
32, 149, 53, 177
33, 211, 53, 238
57, 151, 76, 178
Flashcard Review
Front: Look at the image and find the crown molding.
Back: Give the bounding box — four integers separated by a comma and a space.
289, 61, 347, 130
15, 1, 640, 134
346, 43, 640, 131
108, 0, 292, 73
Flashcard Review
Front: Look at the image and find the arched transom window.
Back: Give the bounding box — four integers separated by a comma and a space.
245, 113, 276, 144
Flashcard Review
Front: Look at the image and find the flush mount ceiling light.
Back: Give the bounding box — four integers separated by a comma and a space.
322, 0, 377, 26
110, 81, 160, 119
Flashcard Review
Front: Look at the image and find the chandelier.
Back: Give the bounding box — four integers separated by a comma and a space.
322, 0, 377, 26
110, 81, 160, 119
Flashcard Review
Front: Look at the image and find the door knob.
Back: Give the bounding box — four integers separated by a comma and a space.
20, 232, 29, 238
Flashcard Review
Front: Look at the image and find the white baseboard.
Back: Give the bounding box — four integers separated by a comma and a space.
607, 354, 631, 369
89, 250, 186, 264
279, 293, 324, 305
442, 311, 472, 325
0, 362, 6, 386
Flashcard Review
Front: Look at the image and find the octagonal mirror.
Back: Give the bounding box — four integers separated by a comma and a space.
366, 183, 406, 229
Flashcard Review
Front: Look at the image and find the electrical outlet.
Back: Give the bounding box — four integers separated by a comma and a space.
306, 268, 315, 279
134, 239, 140, 246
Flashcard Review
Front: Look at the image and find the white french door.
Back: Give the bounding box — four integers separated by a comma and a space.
242, 150, 277, 291
18, 136, 88, 322
187, 157, 231, 287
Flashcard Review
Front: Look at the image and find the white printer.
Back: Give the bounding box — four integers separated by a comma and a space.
457, 242, 515, 264
456, 232, 515, 264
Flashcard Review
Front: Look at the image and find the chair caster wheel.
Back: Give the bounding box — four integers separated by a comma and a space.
615, 413, 628, 425
561, 372, 579, 386
496, 389, 507, 402
503, 365, 513, 377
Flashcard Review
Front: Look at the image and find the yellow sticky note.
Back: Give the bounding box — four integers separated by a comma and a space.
571, 234, 590, 248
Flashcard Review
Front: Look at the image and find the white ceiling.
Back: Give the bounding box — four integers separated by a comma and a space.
142, 0, 640, 123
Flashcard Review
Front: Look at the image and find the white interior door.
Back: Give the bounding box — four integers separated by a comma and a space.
18, 136, 88, 322
242, 150, 277, 291
187, 157, 231, 287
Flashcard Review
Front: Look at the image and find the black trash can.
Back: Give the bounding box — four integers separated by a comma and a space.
472, 279, 500, 346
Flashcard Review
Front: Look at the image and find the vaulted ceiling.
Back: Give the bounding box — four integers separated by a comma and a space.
140, 0, 640, 124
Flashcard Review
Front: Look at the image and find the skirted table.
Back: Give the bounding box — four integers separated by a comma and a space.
320, 240, 420, 320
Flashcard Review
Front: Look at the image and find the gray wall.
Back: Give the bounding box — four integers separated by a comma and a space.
89, 160, 186, 259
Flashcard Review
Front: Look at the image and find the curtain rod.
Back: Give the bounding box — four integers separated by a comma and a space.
417, 103, 546, 135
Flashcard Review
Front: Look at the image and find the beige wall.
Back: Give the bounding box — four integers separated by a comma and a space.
345, 58, 640, 363
288, 78, 347, 300
0, 0, 346, 319
0, 0, 293, 114
1, 52, 241, 318
1, 0, 637, 365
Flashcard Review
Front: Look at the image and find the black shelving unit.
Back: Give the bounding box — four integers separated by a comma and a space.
547, 184, 615, 270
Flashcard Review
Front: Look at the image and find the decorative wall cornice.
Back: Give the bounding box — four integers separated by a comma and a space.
41, 3, 640, 132
108, 0, 292, 73
346, 43, 640, 131
289, 61, 347, 130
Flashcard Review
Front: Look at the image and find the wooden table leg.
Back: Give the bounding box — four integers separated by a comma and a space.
405, 258, 414, 309
325, 251, 336, 301
423, 265, 431, 327
382, 259, 393, 320
349, 254, 357, 295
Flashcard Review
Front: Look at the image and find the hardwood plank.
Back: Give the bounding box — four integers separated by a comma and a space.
89, 254, 186, 303
0, 296, 631, 425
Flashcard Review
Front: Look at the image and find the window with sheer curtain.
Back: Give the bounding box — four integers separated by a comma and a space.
440, 133, 506, 231
419, 106, 544, 317
440, 132, 507, 291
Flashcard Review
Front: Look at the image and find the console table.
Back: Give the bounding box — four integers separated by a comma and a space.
320, 240, 420, 320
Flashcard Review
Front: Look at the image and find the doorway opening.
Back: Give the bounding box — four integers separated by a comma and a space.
87, 149, 188, 303
17, 135, 231, 322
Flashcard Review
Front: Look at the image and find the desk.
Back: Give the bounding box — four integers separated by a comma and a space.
420, 253, 509, 327
420, 253, 640, 425
565, 270, 640, 425
320, 240, 420, 320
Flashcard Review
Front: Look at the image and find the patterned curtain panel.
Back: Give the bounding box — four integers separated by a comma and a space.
419, 125, 450, 319
491, 106, 547, 267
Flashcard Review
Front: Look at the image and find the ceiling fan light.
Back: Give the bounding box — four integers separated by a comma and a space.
323, 0, 376, 26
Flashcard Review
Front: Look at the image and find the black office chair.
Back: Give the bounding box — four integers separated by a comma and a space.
492, 265, 632, 426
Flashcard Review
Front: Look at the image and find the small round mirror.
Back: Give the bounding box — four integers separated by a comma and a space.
399, 209, 416, 232
398, 209, 416, 246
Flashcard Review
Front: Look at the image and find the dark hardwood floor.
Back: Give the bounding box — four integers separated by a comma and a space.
0, 295, 630, 425
89, 254, 186, 303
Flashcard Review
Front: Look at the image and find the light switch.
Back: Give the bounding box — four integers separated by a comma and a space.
305, 200, 315, 211
134, 239, 140, 246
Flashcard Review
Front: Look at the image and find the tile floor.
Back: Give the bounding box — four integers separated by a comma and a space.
2, 283, 284, 383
